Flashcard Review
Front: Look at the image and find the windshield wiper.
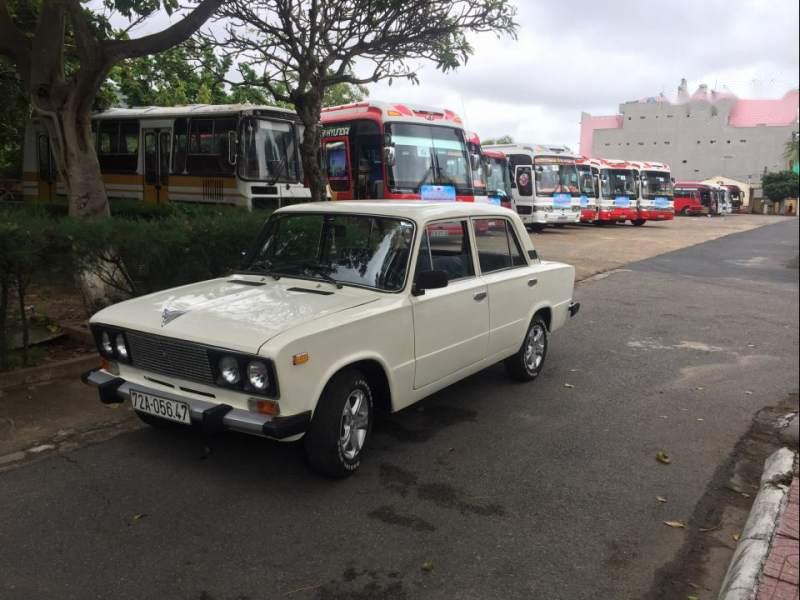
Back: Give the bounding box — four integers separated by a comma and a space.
299, 263, 343, 289
269, 157, 287, 185
233, 258, 281, 280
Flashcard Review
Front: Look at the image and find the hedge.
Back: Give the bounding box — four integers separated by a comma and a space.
0, 204, 271, 369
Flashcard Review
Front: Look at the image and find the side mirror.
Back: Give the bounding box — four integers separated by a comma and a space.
228, 131, 237, 165
485, 160, 493, 177
384, 146, 396, 167
470, 153, 481, 171
412, 270, 448, 296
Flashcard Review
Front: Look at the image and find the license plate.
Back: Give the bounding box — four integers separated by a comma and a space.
131, 389, 191, 425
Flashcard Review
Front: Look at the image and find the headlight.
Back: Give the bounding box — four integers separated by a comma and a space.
247, 361, 269, 391
114, 333, 129, 359
100, 331, 114, 355
219, 356, 240, 385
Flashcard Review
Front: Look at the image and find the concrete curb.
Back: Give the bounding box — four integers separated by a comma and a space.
0, 354, 98, 390
717, 447, 797, 600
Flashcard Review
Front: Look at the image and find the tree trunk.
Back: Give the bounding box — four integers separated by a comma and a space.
296, 93, 327, 202
15, 276, 29, 366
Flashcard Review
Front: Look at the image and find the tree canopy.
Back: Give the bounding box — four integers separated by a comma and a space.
762, 170, 799, 203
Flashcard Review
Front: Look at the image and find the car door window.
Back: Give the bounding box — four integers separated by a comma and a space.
473, 218, 527, 273
416, 220, 475, 281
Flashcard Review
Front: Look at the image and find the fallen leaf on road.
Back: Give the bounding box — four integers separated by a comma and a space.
745, 391, 753, 395
656, 496, 668, 503
421, 561, 434, 572
687, 596, 699, 600
131, 513, 147, 522
563, 383, 575, 389
733, 533, 740, 541
747, 344, 756, 348
664, 521, 686, 529
696, 418, 704, 422
656, 451, 672, 465
569, 369, 578, 372
659, 415, 669, 419
695, 386, 704, 391
699, 523, 721, 532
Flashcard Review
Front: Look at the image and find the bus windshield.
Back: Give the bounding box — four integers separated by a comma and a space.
641, 170, 673, 198
601, 169, 637, 198
486, 156, 511, 197
239, 117, 300, 182
533, 157, 580, 197
576, 164, 594, 196
385, 123, 471, 194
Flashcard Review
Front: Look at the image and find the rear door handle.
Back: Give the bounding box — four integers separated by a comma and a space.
473, 291, 487, 301
528, 278, 538, 287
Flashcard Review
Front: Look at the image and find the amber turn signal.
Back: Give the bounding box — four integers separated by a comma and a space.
292, 352, 309, 366
249, 398, 280, 417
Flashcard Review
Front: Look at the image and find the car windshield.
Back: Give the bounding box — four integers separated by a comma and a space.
385, 123, 471, 194
239, 117, 300, 182
486, 156, 511, 197
601, 169, 637, 198
577, 164, 594, 196
246, 213, 415, 292
641, 170, 673, 198
533, 158, 580, 197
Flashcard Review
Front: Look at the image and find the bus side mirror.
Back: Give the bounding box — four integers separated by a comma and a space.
228, 131, 237, 165
470, 153, 481, 171
384, 146, 396, 167
485, 160, 493, 177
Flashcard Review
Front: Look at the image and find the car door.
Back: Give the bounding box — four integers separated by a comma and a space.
412, 219, 489, 389
472, 217, 535, 357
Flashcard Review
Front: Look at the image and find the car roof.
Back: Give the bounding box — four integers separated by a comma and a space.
276, 201, 517, 221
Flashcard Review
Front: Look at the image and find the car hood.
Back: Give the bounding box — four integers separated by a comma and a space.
91, 275, 382, 354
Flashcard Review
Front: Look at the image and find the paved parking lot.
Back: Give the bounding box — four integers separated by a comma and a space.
531, 214, 788, 281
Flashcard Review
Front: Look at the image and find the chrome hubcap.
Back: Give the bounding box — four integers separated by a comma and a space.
339, 388, 369, 460
523, 324, 546, 372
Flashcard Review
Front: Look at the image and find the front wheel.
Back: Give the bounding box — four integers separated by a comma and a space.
632, 219, 646, 226
505, 315, 549, 382
304, 368, 373, 478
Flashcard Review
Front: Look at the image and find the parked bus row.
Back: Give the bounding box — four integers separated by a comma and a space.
20, 100, 740, 225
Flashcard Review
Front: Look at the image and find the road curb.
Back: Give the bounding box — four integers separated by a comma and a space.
717, 447, 797, 600
0, 354, 98, 391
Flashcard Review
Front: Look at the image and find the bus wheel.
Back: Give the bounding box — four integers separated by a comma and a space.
680, 207, 690, 216
632, 219, 646, 226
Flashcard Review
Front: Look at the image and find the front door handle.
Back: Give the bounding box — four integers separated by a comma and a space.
528, 278, 538, 287
473, 291, 487, 302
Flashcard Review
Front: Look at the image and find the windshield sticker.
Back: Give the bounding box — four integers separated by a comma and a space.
535, 156, 574, 165
554, 193, 572, 208
614, 196, 631, 208
488, 196, 502, 206
654, 196, 671, 208
420, 184, 456, 202
579, 195, 588, 207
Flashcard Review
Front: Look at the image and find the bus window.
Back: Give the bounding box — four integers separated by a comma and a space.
97, 119, 139, 173
173, 118, 188, 174
187, 118, 236, 176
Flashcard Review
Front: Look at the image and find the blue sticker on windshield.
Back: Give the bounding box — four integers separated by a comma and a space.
654, 196, 671, 209
579, 194, 588, 208
614, 196, 630, 208
554, 193, 572, 209
420, 184, 456, 202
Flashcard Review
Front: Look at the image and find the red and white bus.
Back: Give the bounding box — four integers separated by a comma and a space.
673, 182, 713, 216
467, 131, 489, 203
633, 160, 675, 223
320, 101, 482, 202
594, 158, 639, 224
483, 149, 513, 208
575, 155, 600, 222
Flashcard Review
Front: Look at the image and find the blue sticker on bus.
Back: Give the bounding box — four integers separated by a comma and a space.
554, 193, 572, 209
654, 196, 671, 209
420, 184, 456, 202
614, 196, 630, 208
579, 194, 589, 208
488, 196, 502, 206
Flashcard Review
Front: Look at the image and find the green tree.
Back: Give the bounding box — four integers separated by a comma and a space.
762, 170, 800, 203
209, 0, 517, 201
0, 58, 28, 179
0, 0, 223, 217
784, 134, 799, 170
482, 135, 514, 145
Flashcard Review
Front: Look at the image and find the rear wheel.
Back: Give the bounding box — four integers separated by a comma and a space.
632, 219, 646, 226
304, 368, 373, 478
505, 315, 549, 382
680, 206, 690, 216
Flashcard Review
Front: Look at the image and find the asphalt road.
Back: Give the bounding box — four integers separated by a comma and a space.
1, 219, 798, 600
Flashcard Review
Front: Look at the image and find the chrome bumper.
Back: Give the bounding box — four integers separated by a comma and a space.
81, 369, 309, 439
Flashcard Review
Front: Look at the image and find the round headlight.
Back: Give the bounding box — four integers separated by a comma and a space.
100, 331, 114, 355
114, 334, 128, 359
219, 356, 240, 385
247, 361, 269, 391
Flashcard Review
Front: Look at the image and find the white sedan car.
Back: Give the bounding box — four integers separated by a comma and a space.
83, 201, 580, 477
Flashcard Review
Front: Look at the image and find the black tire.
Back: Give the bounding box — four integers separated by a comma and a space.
529, 224, 545, 233
632, 219, 646, 226
680, 206, 690, 216
135, 411, 184, 429
504, 314, 549, 382
304, 368, 373, 478
554, 223, 566, 229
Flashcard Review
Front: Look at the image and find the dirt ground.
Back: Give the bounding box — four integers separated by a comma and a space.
530, 214, 791, 281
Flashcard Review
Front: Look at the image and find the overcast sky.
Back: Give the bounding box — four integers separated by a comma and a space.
120, 0, 799, 150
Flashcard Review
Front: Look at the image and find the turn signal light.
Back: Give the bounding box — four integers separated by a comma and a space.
249, 399, 280, 417
387, 110, 402, 116
292, 352, 309, 365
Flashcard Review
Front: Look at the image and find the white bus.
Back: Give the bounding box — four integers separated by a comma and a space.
483, 143, 581, 230
22, 104, 310, 209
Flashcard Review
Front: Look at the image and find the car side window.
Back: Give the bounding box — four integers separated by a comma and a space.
473, 218, 528, 273
416, 220, 475, 282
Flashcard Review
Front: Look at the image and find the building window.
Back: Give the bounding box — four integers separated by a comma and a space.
640, 116, 646, 119
697, 140, 701, 144
638, 142, 644, 146
664, 141, 670, 145
710, 140, 716, 144
682, 159, 687, 164
727, 140, 731, 144
740, 139, 747, 143
605, 143, 610, 147
667, 115, 673, 118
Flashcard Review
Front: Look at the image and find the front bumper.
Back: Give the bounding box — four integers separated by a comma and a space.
638, 208, 674, 221
81, 368, 310, 439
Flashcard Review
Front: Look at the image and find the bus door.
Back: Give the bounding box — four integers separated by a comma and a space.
37, 134, 56, 201
323, 137, 352, 200
143, 129, 170, 203
514, 165, 533, 201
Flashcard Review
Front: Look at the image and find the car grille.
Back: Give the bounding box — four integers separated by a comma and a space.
126, 331, 214, 385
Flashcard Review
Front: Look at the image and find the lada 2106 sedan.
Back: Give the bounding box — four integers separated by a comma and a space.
83, 201, 580, 477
